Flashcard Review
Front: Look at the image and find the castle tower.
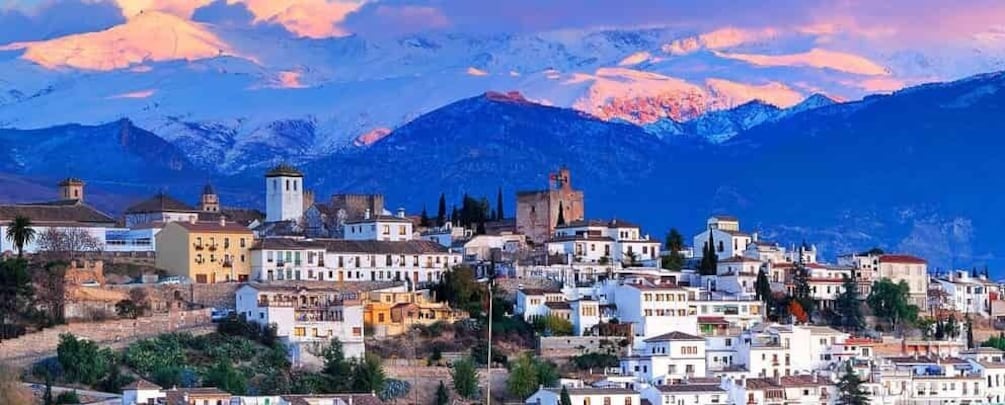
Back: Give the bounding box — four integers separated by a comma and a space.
200, 183, 220, 213
265, 163, 304, 222
58, 177, 84, 201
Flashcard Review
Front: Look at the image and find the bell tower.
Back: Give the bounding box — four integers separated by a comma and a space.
200, 183, 220, 213
58, 177, 85, 201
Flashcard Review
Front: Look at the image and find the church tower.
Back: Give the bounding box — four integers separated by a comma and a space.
58, 177, 84, 201
200, 183, 220, 213
265, 163, 304, 222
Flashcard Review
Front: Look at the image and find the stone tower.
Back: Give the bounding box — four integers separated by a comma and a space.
265, 163, 304, 222
200, 183, 220, 213
58, 177, 85, 201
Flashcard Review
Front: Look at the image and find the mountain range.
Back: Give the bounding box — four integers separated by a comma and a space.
1, 14, 1004, 270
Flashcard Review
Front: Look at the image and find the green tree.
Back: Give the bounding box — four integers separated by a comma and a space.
54, 390, 80, 405
836, 362, 870, 405
437, 193, 447, 227
351, 354, 386, 393
507, 354, 541, 399
967, 315, 975, 349
555, 201, 566, 226
698, 231, 718, 276
419, 206, 431, 228
560, 386, 573, 405
755, 269, 772, 303
792, 263, 815, 321
945, 314, 959, 339
321, 338, 353, 392
661, 228, 685, 271
203, 360, 247, 395
833, 274, 864, 332
4, 216, 36, 258
435, 265, 484, 315
0, 259, 34, 339
56, 333, 113, 386
867, 279, 919, 334
496, 187, 505, 220
434, 380, 450, 405
378, 378, 411, 401
450, 357, 479, 400
533, 315, 574, 336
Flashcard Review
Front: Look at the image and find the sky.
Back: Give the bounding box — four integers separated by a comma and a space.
2, 0, 1005, 44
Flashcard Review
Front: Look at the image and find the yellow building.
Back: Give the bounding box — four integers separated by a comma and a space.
363, 291, 468, 336
155, 219, 253, 283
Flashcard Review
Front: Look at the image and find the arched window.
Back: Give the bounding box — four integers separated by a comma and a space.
718, 241, 724, 252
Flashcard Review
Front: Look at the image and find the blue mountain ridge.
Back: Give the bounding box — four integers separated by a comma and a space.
0, 73, 1003, 270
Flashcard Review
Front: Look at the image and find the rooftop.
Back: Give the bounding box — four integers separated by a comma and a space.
644, 331, 705, 342
125, 193, 197, 214
656, 384, 725, 393
879, 254, 927, 264
745, 375, 828, 389
544, 301, 572, 310
344, 215, 412, 224
0, 199, 115, 226
519, 288, 563, 296
265, 163, 303, 177
253, 237, 449, 254
172, 221, 253, 234
556, 218, 640, 229
544, 387, 637, 396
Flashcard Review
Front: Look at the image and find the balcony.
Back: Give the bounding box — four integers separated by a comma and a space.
193, 243, 205, 250
208, 244, 218, 252
223, 260, 234, 268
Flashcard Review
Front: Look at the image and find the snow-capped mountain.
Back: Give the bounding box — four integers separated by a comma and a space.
1, 15, 1004, 173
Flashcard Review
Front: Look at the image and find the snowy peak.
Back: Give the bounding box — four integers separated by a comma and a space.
786, 93, 838, 115
0, 11, 241, 70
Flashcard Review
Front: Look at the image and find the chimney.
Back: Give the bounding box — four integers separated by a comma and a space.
365, 208, 371, 220
397, 207, 405, 218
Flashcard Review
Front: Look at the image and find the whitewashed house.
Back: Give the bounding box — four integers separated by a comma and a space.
235, 283, 374, 363
0, 179, 115, 255
548, 219, 661, 266
525, 387, 640, 405
640, 381, 728, 405
934, 270, 993, 316
693, 216, 752, 260
620, 331, 708, 384
344, 208, 414, 242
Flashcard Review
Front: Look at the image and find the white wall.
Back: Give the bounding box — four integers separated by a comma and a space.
266, 175, 304, 223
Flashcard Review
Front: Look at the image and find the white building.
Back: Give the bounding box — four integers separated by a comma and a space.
251, 237, 461, 289
640, 381, 727, 405
839, 252, 929, 309
693, 216, 752, 260
725, 374, 837, 405
514, 288, 566, 321
121, 379, 165, 405
525, 387, 640, 405
235, 283, 376, 363
265, 164, 305, 223
344, 209, 414, 242
548, 219, 661, 266
872, 356, 984, 404
620, 331, 707, 384
713, 256, 762, 297
104, 225, 160, 253
462, 233, 527, 262
609, 281, 699, 341
421, 222, 472, 248
934, 270, 993, 316
0, 179, 115, 255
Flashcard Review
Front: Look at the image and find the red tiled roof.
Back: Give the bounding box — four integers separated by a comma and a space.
698, 316, 730, 325
879, 254, 927, 264
173, 221, 253, 234
644, 331, 705, 342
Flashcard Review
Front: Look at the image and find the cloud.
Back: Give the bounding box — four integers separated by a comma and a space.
237, 0, 365, 38
192, 0, 255, 26
113, 0, 213, 19
714, 48, 891, 76
0, 0, 124, 44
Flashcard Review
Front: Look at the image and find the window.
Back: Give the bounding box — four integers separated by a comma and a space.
399, 225, 406, 235
286, 179, 290, 191
603, 397, 611, 405
352, 327, 362, 336
382, 225, 390, 235
293, 327, 305, 336
240, 238, 246, 248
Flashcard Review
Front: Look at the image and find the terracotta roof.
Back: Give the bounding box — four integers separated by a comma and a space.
879, 254, 927, 264
546, 235, 616, 243
644, 331, 705, 342
164, 387, 230, 404
125, 193, 197, 214
519, 288, 563, 296
253, 237, 449, 254
545, 387, 637, 396
720, 229, 750, 237
122, 378, 161, 390
172, 221, 253, 234
280, 395, 383, 405
698, 316, 730, 325
746, 375, 829, 389
656, 384, 725, 393
0, 200, 115, 226
58, 177, 84, 186
243, 281, 402, 294
719, 256, 760, 264
544, 301, 572, 310
265, 163, 303, 177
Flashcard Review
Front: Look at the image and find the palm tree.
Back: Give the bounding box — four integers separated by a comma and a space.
5, 216, 36, 258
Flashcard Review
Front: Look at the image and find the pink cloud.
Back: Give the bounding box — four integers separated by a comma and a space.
714, 48, 891, 76
238, 0, 363, 38
107, 89, 156, 99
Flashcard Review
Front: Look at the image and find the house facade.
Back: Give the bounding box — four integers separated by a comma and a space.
155, 219, 253, 283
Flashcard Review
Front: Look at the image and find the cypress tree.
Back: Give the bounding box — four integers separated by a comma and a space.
836, 362, 869, 405
436, 193, 447, 227
419, 206, 431, 227
496, 187, 505, 220
556, 201, 566, 226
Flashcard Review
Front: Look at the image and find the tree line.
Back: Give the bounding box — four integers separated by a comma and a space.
419, 188, 508, 233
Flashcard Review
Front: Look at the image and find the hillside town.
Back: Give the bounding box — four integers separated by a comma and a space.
2, 165, 1004, 405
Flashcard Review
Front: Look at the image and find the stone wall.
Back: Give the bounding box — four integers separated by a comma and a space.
0, 309, 213, 367
107, 282, 241, 309
538, 336, 615, 358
